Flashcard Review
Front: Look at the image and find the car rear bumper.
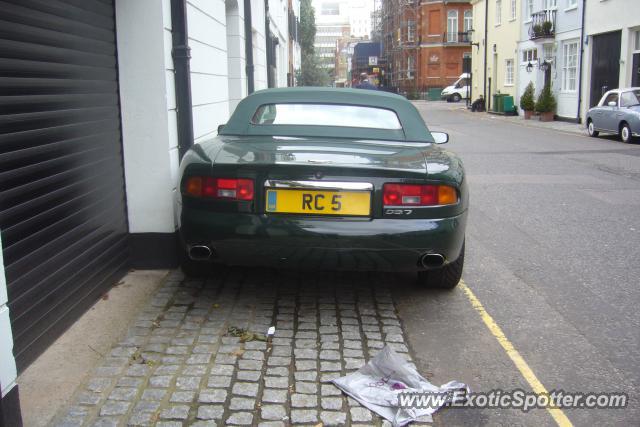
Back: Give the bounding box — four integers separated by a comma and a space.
180, 210, 467, 272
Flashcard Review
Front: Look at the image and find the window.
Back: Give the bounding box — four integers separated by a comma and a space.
407, 56, 415, 79
522, 48, 538, 62
543, 43, 554, 60
447, 10, 459, 42
634, 30, 640, 51
407, 20, 416, 42
525, 0, 533, 20
252, 104, 403, 130
496, 0, 502, 25
321, 2, 340, 15
505, 59, 514, 85
562, 41, 578, 91
464, 10, 473, 33
602, 93, 618, 107
545, 0, 557, 9
620, 90, 640, 107
510, 0, 517, 19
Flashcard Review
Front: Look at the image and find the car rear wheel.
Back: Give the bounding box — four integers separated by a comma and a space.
620, 122, 633, 143
451, 93, 462, 103
417, 241, 465, 289
587, 120, 599, 137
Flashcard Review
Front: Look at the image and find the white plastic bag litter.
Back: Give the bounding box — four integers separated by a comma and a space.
332, 346, 469, 426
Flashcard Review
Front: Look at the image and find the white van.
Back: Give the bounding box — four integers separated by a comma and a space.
441, 73, 470, 102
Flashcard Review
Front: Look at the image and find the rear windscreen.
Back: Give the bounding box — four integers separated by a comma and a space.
251, 103, 403, 130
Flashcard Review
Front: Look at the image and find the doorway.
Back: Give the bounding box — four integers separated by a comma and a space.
590, 31, 621, 107
632, 53, 640, 87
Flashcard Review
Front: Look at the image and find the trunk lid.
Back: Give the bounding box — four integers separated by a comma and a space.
213, 136, 428, 176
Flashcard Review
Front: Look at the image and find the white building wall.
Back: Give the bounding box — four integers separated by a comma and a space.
348, 0, 374, 38
252, 2, 268, 90
0, 234, 17, 399
269, 0, 290, 87
187, 0, 231, 142
517, 0, 583, 120
163, 0, 180, 223
226, 0, 246, 114
292, 0, 302, 73
117, 0, 177, 234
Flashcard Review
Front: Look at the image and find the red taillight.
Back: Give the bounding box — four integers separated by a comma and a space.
383, 184, 457, 206
184, 177, 254, 201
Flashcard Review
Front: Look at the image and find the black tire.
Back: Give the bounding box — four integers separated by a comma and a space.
451, 93, 462, 103
587, 119, 599, 137
620, 122, 633, 143
417, 242, 465, 289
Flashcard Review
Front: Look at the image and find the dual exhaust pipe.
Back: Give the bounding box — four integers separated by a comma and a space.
191, 245, 444, 269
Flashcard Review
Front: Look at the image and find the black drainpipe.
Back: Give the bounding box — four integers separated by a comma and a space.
483, 0, 488, 105
575, 0, 586, 123
244, 0, 255, 94
171, 0, 194, 159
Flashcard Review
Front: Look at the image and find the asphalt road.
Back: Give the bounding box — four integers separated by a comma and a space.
394, 102, 640, 426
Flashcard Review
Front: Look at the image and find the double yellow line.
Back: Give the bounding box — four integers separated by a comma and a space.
460, 280, 573, 427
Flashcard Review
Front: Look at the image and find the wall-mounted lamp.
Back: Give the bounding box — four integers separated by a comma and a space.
526, 61, 534, 73
467, 28, 480, 50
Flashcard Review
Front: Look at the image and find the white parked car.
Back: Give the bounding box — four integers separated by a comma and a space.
586, 88, 640, 144
441, 73, 470, 102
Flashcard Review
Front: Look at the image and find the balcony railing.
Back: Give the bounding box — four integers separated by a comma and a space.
529, 10, 556, 40
443, 32, 471, 44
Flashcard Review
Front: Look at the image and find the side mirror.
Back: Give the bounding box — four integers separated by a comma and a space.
431, 132, 449, 144
608, 101, 617, 107
217, 124, 225, 133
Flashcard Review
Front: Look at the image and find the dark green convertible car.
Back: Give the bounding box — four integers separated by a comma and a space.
178, 88, 468, 288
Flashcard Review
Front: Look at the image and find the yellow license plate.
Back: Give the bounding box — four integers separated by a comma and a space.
265, 189, 371, 216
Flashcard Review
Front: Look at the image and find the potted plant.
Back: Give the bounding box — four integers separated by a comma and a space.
533, 24, 543, 37
535, 84, 556, 122
520, 82, 535, 119
542, 20, 553, 36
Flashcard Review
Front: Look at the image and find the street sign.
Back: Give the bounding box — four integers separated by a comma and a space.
369, 56, 378, 66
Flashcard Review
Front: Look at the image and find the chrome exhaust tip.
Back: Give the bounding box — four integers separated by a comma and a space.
420, 253, 445, 269
188, 245, 212, 261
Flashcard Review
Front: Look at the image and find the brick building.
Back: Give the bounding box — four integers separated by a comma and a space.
380, 0, 472, 93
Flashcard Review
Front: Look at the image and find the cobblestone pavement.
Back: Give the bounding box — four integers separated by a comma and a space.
53, 268, 429, 426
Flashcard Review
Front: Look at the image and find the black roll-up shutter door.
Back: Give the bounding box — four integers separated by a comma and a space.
0, 0, 130, 371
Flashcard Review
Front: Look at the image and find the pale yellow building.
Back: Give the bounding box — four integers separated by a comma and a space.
470, 0, 521, 110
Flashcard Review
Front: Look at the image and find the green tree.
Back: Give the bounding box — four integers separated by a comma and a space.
297, 0, 329, 86
299, 0, 316, 54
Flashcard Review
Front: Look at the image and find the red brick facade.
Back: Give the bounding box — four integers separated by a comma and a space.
383, 1, 472, 92
418, 1, 471, 89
